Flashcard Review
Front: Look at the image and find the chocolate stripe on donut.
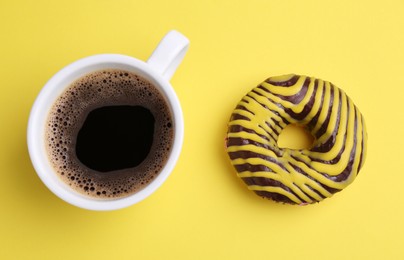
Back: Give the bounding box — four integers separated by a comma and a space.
312, 82, 335, 138
311, 88, 344, 153
226, 74, 367, 204
265, 74, 300, 86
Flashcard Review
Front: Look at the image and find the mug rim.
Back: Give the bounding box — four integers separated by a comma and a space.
27, 54, 184, 210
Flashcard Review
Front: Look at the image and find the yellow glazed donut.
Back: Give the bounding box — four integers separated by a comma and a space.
225, 74, 367, 204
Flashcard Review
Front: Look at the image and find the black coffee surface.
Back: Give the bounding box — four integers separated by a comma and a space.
45, 70, 174, 199
76, 106, 155, 172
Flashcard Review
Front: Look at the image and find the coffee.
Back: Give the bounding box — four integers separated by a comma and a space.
45, 69, 174, 199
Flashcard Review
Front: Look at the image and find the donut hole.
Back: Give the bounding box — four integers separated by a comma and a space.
277, 124, 315, 150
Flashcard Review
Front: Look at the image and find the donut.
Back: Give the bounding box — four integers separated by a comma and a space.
225, 74, 367, 205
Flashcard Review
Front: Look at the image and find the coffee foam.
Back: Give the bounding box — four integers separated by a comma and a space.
45, 69, 174, 199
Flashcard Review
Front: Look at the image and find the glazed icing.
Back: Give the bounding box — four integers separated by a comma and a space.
226, 74, 367, 204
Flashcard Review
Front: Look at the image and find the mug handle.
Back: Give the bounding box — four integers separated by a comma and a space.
147, 30, 190, 81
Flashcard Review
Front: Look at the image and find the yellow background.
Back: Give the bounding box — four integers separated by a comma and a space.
1, 0, 403, 259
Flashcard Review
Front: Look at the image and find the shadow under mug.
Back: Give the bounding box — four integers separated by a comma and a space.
27, 30, 189, 211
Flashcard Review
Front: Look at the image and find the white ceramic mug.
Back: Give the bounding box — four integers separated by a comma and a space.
27, 30, 189, 211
